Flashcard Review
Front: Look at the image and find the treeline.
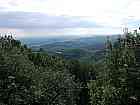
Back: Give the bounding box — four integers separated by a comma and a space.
88, 32, 140, 105
0, 35, 95, 105
0, 32, 140, 105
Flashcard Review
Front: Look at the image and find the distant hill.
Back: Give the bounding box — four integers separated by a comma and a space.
20, 35, 120, 62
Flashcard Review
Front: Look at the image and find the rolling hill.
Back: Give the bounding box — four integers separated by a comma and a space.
20, 35, 119, 62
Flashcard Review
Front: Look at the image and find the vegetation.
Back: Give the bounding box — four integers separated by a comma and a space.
29, 35, 117, 63
88, 32, 140, 105
0, 36, 79, 105
0, 31, 140, 105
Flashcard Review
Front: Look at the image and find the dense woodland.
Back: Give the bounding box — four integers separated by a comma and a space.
0, 31, 140, 105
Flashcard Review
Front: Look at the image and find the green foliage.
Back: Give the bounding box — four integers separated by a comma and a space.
88, 32, 140, 105
0, 36, 79, 105
1, 32, 140, 105
0, 36, 35, 104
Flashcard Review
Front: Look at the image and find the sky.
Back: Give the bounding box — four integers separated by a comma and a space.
0, 0, 140, 38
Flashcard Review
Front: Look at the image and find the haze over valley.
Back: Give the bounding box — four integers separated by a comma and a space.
0, 0, 140, 105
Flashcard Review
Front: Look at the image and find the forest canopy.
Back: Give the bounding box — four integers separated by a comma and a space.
0, 31, 140, 105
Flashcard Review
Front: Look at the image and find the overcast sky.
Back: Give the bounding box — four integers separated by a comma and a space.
0, 0, 139, 37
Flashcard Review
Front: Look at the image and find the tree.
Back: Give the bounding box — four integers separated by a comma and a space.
88, 33, 137, 105
0, 36, 79, 105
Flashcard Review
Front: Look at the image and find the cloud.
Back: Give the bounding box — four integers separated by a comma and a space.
0, 0, 140, 37
0, 11, 99, 29
0, 11, 102, 37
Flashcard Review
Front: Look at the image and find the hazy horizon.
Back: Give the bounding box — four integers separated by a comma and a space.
0, 0, 139, 38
